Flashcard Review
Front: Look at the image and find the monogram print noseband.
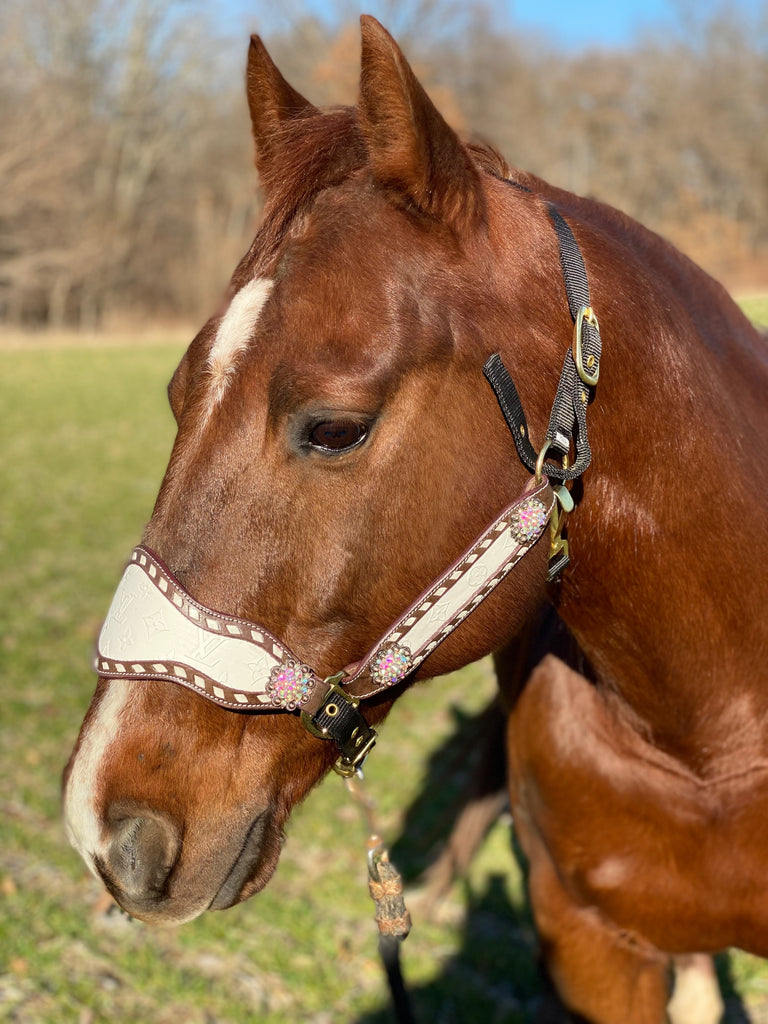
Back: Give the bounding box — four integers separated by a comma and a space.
96, 476, 554, 774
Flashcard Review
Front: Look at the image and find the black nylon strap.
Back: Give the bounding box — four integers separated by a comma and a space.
483, 201, 602, 483
482, 354, 539, 471
549, 206, 590, 316
544, 206, 601, 476
310, 686, 377, 775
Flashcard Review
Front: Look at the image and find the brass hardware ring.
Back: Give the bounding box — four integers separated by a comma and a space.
573, 305, 600, 387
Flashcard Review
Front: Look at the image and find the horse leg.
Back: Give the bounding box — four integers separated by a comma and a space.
668, 955, 723, 1024
524, 826, 672, 1024
498, 644, 676, 1024
497, 625, 726, 1023
531, 912, 723, 1024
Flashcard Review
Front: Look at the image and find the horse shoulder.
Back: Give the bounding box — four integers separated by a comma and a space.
506, 652, 768, 953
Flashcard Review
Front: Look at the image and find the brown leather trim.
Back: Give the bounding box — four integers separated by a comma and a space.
96, 477, 553, 717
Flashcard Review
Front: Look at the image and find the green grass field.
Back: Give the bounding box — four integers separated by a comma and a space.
742, 295, 768, 329
1, 297, 767, 1023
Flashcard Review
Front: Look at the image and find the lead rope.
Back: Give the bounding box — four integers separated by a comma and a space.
345, 774, 416, 1024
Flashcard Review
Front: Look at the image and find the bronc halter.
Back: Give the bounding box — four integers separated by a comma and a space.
95, 202, 602, 778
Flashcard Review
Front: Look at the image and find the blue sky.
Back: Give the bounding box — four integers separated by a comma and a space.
219, 0, 766, 51
502, 0, 681, 48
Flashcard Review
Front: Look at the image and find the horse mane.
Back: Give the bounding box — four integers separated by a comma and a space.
466, 141, 515, 182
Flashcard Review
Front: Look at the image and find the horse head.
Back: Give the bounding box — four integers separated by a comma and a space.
63, 18, 581, 925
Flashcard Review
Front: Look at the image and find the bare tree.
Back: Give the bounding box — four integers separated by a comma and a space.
0, 0, 764, 329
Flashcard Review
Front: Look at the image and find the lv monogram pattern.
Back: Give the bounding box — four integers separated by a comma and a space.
96, 479, 554, 710
96, 549, 312, 709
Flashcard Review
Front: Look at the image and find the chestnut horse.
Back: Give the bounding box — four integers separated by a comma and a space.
64, 17, 768, 1024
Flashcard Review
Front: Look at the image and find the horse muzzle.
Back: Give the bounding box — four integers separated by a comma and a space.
73, 797, 277, 923
62, 681, 283, 924
93, 806, 183, 914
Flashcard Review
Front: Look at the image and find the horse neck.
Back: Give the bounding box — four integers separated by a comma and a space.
520, 188, 768, 763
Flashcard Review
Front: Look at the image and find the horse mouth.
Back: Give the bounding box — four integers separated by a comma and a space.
208, 811, 271, 910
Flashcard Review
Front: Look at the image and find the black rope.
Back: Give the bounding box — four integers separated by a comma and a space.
378, 936, 417, 1024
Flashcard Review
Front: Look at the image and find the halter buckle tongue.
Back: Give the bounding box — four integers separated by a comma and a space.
300, 673, 377, 777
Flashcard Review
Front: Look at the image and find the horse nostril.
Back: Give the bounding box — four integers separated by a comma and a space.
105, 814, 180, 899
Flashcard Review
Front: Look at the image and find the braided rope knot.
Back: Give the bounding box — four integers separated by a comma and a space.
369, 875, 403, 900
368, 855, 412, 941
376, 912, 412, 937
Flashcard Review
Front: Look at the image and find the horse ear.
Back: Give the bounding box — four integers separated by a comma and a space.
358, 16, 485, 232
246, 35, 318, 186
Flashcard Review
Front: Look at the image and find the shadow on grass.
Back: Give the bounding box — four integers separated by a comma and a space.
389, 699, 508, 886
355, 700, 543, 1024
354, 873, 542, 1024
717, 954, 755, 1024
358, 943, 755, 1024
355, 701, 758, 1024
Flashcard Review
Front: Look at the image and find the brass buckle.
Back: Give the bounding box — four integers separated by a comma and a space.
300, 673, 377, 778
333, 730, 377, 778
572, 305, 600, 386
547, 500, 570, 581
300, 672, 352, 739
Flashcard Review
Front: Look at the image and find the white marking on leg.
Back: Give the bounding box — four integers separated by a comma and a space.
63, 681, 133, 874
668, 955, 724, 1024
207, 278, 273, 405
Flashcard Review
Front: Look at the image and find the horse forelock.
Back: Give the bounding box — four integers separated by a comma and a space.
237, 107, 368, 281
195, 108, 368, 408
236, 106, 522, 283
203, 108, 517, 410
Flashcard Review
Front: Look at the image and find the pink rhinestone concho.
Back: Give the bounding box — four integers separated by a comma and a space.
509, 498, 548, 545
267, 659, 315, 710
369, 642, 413, 688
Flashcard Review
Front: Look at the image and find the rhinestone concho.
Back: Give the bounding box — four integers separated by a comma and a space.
369, 642, 413, 688
509, 498, 548, 545
267, 659, 315, 710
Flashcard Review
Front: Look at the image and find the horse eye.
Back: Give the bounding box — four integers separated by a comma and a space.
307, 418, 369, 453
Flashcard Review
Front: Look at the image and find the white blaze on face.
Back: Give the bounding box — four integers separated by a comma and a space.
63, 680, 134, 873
207, 277, 274, 405
65, 280, 274, 871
